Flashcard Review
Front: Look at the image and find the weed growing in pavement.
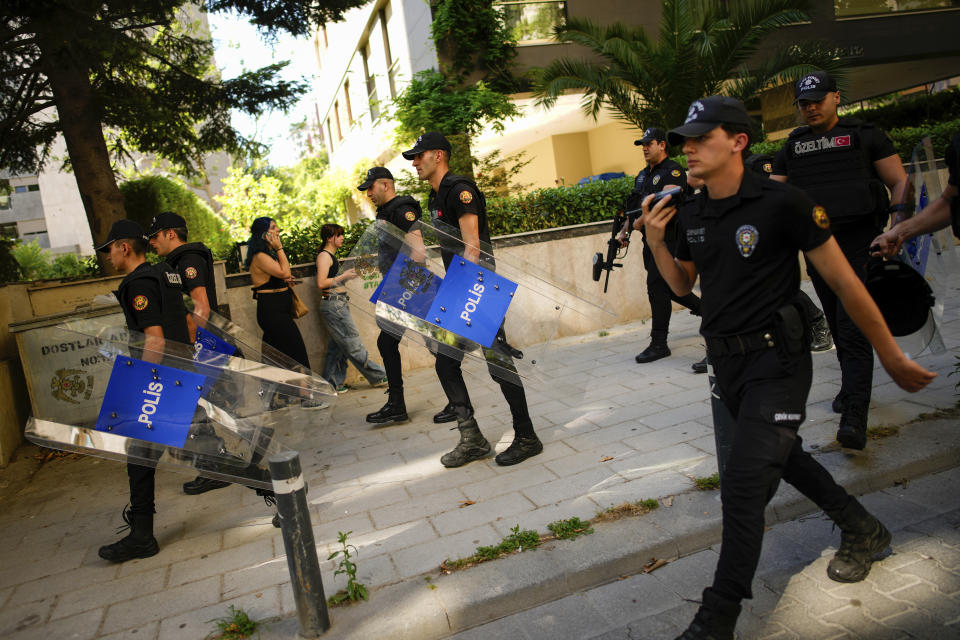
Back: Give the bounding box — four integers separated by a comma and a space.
547, 516, 594, 540
211, 605, 258, 640
694, 473, 721, 490
598, 330, 609, 337
442, 524, 541, 571
327, 531, 369, 605
595, 498, 660, 522
866, 425, 900, 439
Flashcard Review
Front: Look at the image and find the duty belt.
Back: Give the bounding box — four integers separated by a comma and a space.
705, 329, 776, 356
320, 292, 349, 301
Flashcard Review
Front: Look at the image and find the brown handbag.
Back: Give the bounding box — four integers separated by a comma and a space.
289, 286, 310, 318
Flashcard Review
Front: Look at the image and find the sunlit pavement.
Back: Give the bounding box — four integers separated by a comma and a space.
1, 280, 959, 639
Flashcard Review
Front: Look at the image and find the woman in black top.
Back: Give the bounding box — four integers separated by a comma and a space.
246, 217, 310, 369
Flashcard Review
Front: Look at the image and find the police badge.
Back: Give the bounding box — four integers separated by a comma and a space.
735, 225, 759, 258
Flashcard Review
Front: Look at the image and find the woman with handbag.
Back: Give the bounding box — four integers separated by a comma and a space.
316, 223, 388, 393
246, 217, 311, 370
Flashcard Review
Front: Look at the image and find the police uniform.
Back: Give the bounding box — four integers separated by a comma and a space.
666, 97, 893, 640
164, 242, 219, 311
773, 115, 897, 442
947, 133, 960, 238
373, 193, 422, 397
627, 136, 701, 363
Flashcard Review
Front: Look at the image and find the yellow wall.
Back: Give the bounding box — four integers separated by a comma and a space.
587, 122, 642, 177
551, 132, 594, 187
512, 136, 559, 190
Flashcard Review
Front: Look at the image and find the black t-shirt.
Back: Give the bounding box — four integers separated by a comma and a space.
428, 173, 494, 269
947, 133, 960, 239
165, 242, 218, 310
625, 158, 686, 211
376, 195, 422, 273
674, 171, 832, 337
119, 263, 167, 332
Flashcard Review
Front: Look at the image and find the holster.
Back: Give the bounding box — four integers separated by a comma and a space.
772, 300, 808, 357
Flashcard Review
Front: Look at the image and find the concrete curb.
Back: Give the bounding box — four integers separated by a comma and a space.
259, 416, 960, 640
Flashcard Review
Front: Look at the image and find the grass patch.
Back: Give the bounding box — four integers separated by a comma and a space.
211, 606, 258, 640
595, 498, 660, 522
867, 425, 900, 439
694, 473, 721, 491
598, 330, 609, 337
909, 401, 960, 423
442, 525, 541, 572
547, 516, 594, 541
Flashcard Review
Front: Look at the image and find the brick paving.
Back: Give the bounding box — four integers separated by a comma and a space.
0, 281, 958, 639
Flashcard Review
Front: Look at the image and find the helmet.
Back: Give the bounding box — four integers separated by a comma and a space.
864, 256, 934, 336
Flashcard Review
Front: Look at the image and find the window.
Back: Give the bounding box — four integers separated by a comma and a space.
326, 118, 335, 151
835, 0, 959, 18
380, 7, 397, 99
27, 184, 39, 192
495, 1, 566, 44
361, 45, 380, 122
0, 223, 16, 238
334, 101, 343, 140
344, 80, 354, 126
14, 186, 26, 193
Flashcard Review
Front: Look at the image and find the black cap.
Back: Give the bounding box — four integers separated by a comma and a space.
401, 132, 452, 160
793, 71, 837, 103
634, 127, 666, 145
95, 219, 147, 253
148, 211, 186, 236
357, 167, 394, 191
667, 96, 753, 146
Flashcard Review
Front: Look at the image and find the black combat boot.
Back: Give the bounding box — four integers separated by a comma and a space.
675, 588, 741, 640
826, 498, 891, 583
832, 390, 847, 414
440, 418, 491, 467
810, 314, 833, 352
836, 402, 868, 450
365, 389, 408, 425
183, 476, 231, 495
98, 507, 159, 563
433, 402, 459, 424
495, 433, 543, 466
635, 330, 670, 363
691, 356, 708, 374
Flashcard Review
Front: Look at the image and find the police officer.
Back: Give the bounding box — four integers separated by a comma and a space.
873, 132, 960, 255
148, 211, 230, 496
772, 71, 908, 450
618, 127, 702, 368
403, 132, 543, 467
643, 96, 934, 640
96, 219, 191, 562
356, 167, 430, 425
746, 154, 833, 352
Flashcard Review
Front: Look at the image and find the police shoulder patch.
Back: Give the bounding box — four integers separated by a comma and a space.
184, 266, 198, 279
404, 210, 416, 222
813, 205, 830, 229
763, 162, 772, 174
671, 169, 681, 177
459, 190, 473, 204
132, 295, 149, 311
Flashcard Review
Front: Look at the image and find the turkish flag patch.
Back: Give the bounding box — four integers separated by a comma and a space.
835, 135, 851, 147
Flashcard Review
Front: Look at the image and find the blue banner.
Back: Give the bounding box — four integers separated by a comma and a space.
95, 356, 205, 447
373, 256, 443, 318
427, 260, 517, 347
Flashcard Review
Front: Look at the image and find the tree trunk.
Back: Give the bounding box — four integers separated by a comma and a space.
36, 26, 126, 271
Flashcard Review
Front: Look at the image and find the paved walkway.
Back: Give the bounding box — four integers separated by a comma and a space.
1, 282, 959, 639
448, 465, 960, 640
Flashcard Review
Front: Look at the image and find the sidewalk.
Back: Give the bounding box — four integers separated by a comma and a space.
1, 281, 959, 640
445, 465, 960, 640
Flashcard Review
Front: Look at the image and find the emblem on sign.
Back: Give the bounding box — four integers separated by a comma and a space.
51, 368, 94, 404
813, 206, 830, 229
735, 225, 759, 258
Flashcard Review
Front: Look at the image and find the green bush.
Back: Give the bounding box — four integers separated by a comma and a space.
0, 236, 20, 283
9, 241, 100, 281
486, 177, 632, 235
119, 175, 234, 258
843, 87, 960, 134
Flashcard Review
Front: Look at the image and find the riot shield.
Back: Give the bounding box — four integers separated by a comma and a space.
22, 314, 334, 490
887, 136, 957, 356
340, 217, 616, 385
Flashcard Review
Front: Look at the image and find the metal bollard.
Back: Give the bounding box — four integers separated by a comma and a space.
269, 451, 330, 637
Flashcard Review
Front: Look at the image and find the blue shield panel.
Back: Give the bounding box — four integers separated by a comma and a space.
95, 357, 205, 447
427, 260, 517, 347
374, 256, 443, 318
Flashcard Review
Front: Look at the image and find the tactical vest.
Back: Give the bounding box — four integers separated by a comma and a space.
166, 242, 218, 309
376, 195, 421, 273
785, 118, 889, 224
116, 262, 191, 346
432, 174, 495, 269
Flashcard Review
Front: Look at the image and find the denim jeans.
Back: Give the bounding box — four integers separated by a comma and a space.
319, 297, 386, 387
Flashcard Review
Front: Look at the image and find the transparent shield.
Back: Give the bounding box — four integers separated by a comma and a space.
22, 316, 334, 489
889, 137, 956, 355
341, 218, 617, 385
